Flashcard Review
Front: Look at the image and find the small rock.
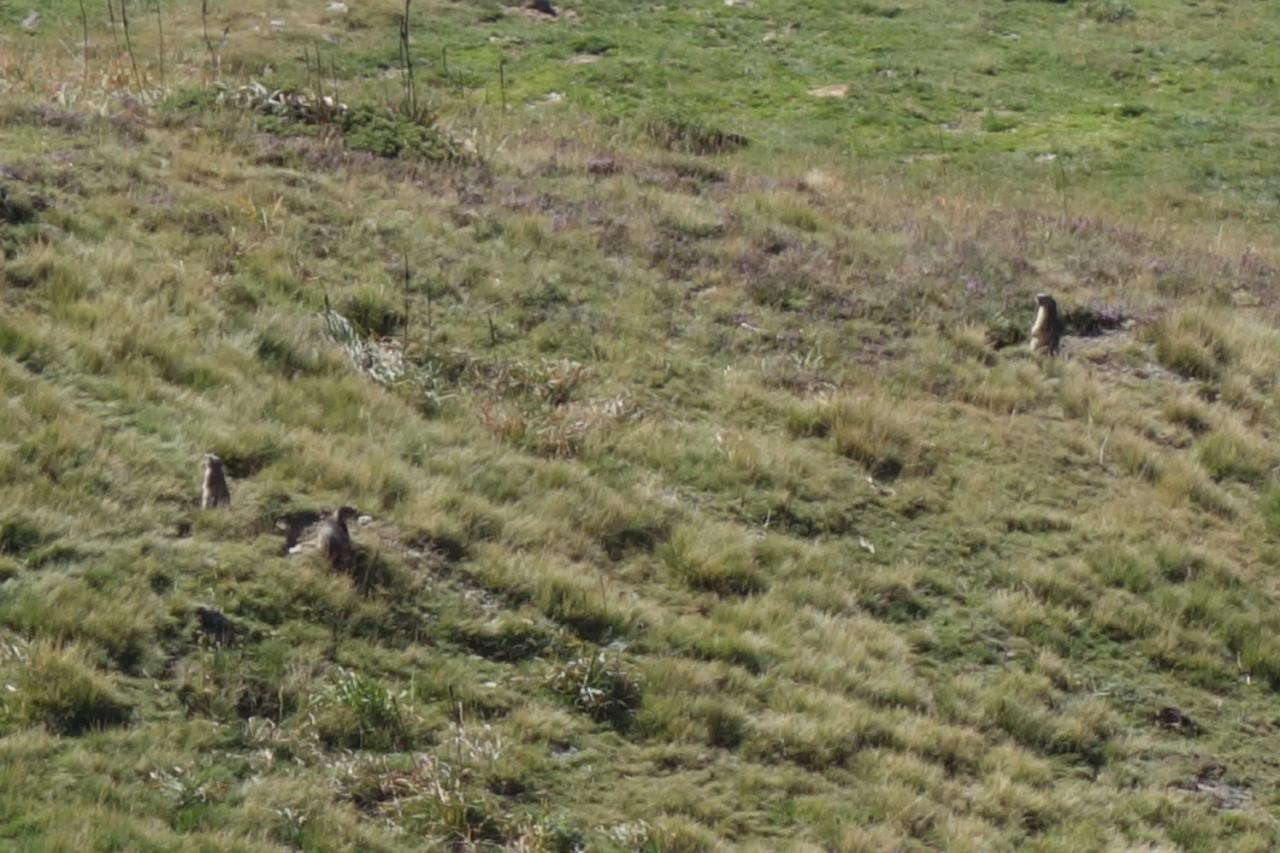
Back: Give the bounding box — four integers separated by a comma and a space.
21, 11, 40, 30
808, 84, 849, 99
326, 1, 348, 12
357, 515, 373, 526
269, 18, 285, 30
725, 0, 752, 6
858, 536, 876, 555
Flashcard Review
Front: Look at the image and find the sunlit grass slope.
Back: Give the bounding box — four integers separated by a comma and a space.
2, 0, 1280, 850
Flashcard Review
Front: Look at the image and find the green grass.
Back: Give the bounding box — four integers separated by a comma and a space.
3, 0, 1280, 850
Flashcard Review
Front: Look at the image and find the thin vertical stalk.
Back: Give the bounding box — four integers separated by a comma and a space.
498, 57, 506, 110
154, 1, 165, 92
398, 0, 417, 118
106, 0, 120, 50
78, 0, 90, 85
427, 264, 437, 346
201, 0, 216, 81
120, 0, 143, 90
401, 246, 412, 350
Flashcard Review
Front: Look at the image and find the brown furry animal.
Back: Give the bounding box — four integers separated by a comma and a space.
1028, 293, 1063, 357
201, 454, 231, 509
317, 506, 359, 568
194, 605, 240, 646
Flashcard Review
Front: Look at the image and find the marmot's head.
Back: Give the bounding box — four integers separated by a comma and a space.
335, 506, 360, 522
1036, 293, 1057, 310
204, 453, 223, 471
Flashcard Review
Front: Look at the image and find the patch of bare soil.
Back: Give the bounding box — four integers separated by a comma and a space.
1171, 762, 1254, 812
1067, 326, 1188, 385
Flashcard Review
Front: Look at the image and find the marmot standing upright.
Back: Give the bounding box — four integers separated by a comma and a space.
201, 454, 231, 509
317, 506, 359, 568
1029, 293, 1063, 357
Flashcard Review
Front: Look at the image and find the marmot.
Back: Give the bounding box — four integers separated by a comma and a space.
1029, 293, 1063, 357
201, 454, 231, 509
194, 605, 240, 645
317, 506, 359, 568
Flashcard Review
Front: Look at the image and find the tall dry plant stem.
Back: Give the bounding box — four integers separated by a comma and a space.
120, 0, 143, 90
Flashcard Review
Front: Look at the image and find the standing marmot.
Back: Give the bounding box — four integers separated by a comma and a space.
317, 506, 359, 568
1029, 293, 1063, 357
201, 454, 231, 509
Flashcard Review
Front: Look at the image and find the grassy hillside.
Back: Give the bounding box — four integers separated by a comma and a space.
2, 0, 1280, 850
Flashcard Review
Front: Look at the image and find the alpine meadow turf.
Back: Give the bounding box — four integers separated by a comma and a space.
2, 1, 1280, 850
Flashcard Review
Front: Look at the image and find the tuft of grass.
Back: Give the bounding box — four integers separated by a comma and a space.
314, 669, 413, 752
1163, 395, 1212, 435
1087, 0, 1136, 24
1196, 422, 1274, 484
1149, 313, 1232, 381
545, 649, 643, 730
447, 614, 556, 662
658, 525, 769, 597
643, 112, 748, 156
5, 2, 1280, 845
5, 642, 132, 735
788, 396, 934, 480
1261, 482, 1280, 538
0, 513, 47, 557
0, 184, 42, 225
